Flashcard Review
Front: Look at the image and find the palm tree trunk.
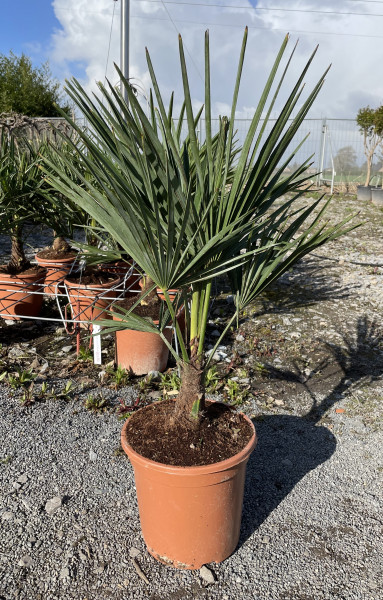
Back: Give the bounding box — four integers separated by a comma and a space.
174, 359, 206, 428
52, 234, 71, 253
8, 230, 28, 273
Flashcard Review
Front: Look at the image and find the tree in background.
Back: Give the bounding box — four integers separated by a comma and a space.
0, 52, 70, 117
356, 105, 383, 186
333, 145, 357, 176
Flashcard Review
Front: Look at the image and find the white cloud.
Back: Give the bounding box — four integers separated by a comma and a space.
49, 0, 383, 122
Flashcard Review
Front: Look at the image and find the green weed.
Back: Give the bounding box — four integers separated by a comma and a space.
77, 346, 93, 362
160, 371, 181, 393
84, 393, 109, 412
107, 365, 130, 389
8, 368, 36, 389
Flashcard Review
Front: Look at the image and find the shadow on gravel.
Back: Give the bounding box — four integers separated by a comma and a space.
239, 413, 337, 545
239, 316, 383, 546
253, 257, 359, 316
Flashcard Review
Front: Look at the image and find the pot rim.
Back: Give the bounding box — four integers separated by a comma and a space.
121, 404, 257, 476
63, 274, 122, 290
35, 252, 78, 265
0, 266, 46, 282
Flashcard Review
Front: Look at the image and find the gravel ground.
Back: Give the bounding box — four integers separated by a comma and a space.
1, 195, 383, 599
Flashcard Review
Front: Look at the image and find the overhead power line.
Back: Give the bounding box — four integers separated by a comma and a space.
130, 12, 383, 38
159, 0, 204, 82
134, 0, 383, 18
52, 1, 383, 39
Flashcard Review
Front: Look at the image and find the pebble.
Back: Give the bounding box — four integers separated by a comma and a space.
18, 555, 33, 568
62, 346, 73, 353
8, 346, 26, 358
1, 511, 13, 521
17, 474, 28, 484
45, 496, 62, 516
59, 567, 70, 580
54, 327, 66, 336
199, 565, 216, 585
89, 449, 97, 462
274, 399, 284, 406
20, 497, 32, 511
262, 536, 271, 544
236, 334, 245, 342
30, 358, 40, 370
129, 547, 141, 559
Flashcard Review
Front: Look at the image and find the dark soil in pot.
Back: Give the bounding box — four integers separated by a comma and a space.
124, 399, 254, 466
65, 268, 119, 287
0, 264, 45, 277
114, 292, 162, 320
36, 248, 77, 261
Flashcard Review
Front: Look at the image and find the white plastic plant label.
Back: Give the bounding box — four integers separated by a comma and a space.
93, 324, 102, 365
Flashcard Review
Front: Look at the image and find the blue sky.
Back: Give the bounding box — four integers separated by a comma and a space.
0, 0, 86, 79
0, 1, 57, 60
1, 1, 383, 121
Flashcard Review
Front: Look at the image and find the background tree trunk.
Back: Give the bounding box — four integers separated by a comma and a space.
8, 231, 28, 273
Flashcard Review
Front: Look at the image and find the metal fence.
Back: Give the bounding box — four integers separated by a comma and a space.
77, 115, 372, 191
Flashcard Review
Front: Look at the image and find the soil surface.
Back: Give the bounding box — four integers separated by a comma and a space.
115, 292, 163, 319
124, 400, 254, 466
0, 265, 45, 277
36, 248, 77, 260
65, 269, 121, 287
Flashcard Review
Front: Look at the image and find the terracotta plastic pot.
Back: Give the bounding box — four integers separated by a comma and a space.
0, 268, 45, 320
113, 315, 173, 375
64, 273, 122, 326
99, 261, 141, 296
121, 408, 256, 569
156, 288, 186, 335
35, 252, 77, 295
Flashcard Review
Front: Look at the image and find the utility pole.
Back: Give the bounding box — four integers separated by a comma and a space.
120, 0, 130, 103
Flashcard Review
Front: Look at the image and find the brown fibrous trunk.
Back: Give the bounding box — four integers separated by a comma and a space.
52, 235, 71, 253
8, 234, 29, 274
173, 358, 206, 430
140, 275, 160, 308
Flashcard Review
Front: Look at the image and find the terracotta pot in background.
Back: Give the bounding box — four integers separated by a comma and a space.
64, 272, 122, 326
99, 260, 141, 296
121, 409, 257, 569
156, 288, 186, 335
0, 268, 45, 321
113, 315, 173, 375
35, 252, 77, 295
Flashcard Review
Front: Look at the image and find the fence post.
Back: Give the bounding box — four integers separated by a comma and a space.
317, 118, 327, 187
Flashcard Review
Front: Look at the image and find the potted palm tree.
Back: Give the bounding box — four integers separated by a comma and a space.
356, 105, 383, 201
0, 132, 46, 319
44, 30, 357, 569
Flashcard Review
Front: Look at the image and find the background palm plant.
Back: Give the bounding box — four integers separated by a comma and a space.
0, 131, 46, 272
44, 29, 357, 430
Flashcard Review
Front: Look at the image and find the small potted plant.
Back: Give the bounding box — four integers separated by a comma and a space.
34, 138, 97, 295
46, 30, 358, 569
0, 132, 46, 319
356, 105, 383, 201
